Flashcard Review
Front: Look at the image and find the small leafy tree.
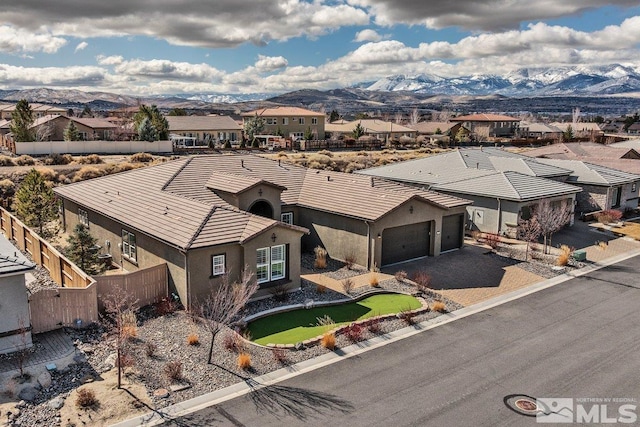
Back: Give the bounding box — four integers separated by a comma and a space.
534, 199, 573, 254
198, 269, 258, 364
455, 127, 467, 144
66, 223, 101, 274
517, 217, 541, 261
10, 99, 35, 142
304, 126, 314, 141
13, 169, 58, 235
352, 123, 365, 139
243, 114, 265, 145
435, 127, 442, 135
63, 120, 81, 141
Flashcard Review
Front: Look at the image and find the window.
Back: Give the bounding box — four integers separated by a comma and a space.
299, 117, 305, 125
211, 254, 225, 276
78, 208, 89, 227
121, 230, 137, 261
311, 117, 318, 125
266, 118, 277, 125
282, 118, 288, 125
256, 245, 286, 284
281, 212, 293, 225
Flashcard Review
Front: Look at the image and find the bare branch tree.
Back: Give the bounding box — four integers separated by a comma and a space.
517, 217, 542, 261
197, 268, 258, 365
393, 112, 403, 124
100, 286, 139, 389
533, 199, 573, 254
409, 108, 420, 126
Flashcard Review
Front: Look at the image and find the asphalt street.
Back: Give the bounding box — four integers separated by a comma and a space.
167, 256, 640, 426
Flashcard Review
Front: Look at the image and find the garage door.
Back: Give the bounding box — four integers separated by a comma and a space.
381, 222, 431, 266
441, 214, 463, 252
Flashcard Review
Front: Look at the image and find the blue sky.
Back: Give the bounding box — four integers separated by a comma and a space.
0, 1, 639, 95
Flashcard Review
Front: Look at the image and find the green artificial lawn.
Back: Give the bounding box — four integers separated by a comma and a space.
248, 294, 421, 345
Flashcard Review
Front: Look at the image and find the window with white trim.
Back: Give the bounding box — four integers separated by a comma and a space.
299, 117, 305, 124
78, 209, 89, 227
281, 212, 293, 225
211, 254, 225, 276
311, 117, 318, 125
282, 118, 288, 125
266, 118, 277, 125
121, 230, 137, 261
256, 245, 286, 284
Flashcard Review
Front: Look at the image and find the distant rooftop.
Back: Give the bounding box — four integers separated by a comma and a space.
0, 235, 35, 276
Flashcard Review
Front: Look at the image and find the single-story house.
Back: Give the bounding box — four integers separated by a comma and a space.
54, 154, 470, 306
358, 147, 581, 236
628, 123, 640, 135
326, 119, 417, 143
166, 115, 241, 148
518, 122, 562, 139
241, 107, 326, 140
450, 114, 521, 139
0, 235, 35, 354
27, 115, 118, 141
550, 122, 604, 138
0, 103, 66, 121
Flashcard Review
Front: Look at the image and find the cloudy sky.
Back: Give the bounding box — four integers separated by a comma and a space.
1, 1, 639, 95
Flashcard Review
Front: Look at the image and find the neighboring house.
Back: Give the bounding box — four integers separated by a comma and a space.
449, 114, 521, 139
0, 235, 35, 354
409, 121, 465, 137
54, 154, 470, 306
551, 122, 604, 138
518, 122, 562, 139
28, 115, 117, 141
0, 103, 66, 120
326, 119, 417, 142
166, 115, 241, 147
358, 148, 581, 236
523, 142, 640, 161
241, 107, 326, 140
628, 123, 640, 135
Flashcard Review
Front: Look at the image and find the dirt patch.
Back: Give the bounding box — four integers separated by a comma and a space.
59, 368, 152, 427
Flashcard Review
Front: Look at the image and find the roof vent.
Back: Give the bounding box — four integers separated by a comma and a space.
327, 176, 332, 182
371, 177, 374, 187
241, 159, 244, 168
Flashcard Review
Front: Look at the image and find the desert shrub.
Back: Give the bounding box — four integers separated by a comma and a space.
344, 323, 363, 343
222, 332, 244, 353
164, 361, 183, 382
317, 149, 333, 157
117, 351, 135, 370
43, 153, 72, 165
597, 240, 608, 251
316, 283, 326, 294
411, 270, 432, 293
394, 270, 408, 282
343, 252, 357, 269
75, 154, 103, 164
398, 308, 417, 325
35, 167, 57, 182
341, 278, 354, 294
0, 156, 15, 166
470, 230, 482, 241
270, 284, 289, 302
432, 301, 447, 313
271, 348, 287, 364
321, 332, 336, 350
237, 353, 252, 370
596, 209, 623, 224
366, 317, 382, 334
15, 155, 35, 166
154, 297, 178, 316
369, 271, 379, 287
73, 166, 105, 182
76, 388, 98, 408
556, 244, 573, 266
130, 152, 154, 163
276, 151, 288, 158
187, 333, 200, 346
145, 342, 157, 358
484, 233, 500, 249
0, 179, 15, 197
314, 246, 328, 269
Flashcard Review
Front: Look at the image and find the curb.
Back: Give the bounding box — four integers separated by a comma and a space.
110, 247, 640, 427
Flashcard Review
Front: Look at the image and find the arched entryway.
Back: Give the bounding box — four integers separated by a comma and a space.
249, 200, 274, 219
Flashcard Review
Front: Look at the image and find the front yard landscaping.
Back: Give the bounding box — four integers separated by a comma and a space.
248, 293, 422, 345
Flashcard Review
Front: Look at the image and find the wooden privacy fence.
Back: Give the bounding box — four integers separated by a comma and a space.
0, 207, 168, 333
94, 264, 168, 312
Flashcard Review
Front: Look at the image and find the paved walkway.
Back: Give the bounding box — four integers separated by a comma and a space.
301, 271, 395, 295
0, 329, 75, 373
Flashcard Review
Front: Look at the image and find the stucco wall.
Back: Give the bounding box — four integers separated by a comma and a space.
0, 273, 33, 354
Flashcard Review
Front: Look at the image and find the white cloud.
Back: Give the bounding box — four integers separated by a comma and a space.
254, 55, 288, 72
0, 64, 106, 86
96, 55, 124, 66
0, 25, 67, 54
110, 58, 225, 82
74, 41, 88, 52
354, 29, 383, 42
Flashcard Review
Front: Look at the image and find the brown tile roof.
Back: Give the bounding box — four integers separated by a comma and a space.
205, 171, 286, 195
71, 117, 118, 129
408, 121, 457, 134
523, 142, 638, 160
241, 106, 323, 117
450, 113, 520, 122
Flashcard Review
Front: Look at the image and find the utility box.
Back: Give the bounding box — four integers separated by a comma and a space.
573, 250, 587, 262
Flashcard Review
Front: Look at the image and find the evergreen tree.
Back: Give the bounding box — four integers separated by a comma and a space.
329, 110, 340, 123
137, 117, 157, 141
168, 108, 187, 116
133, 105, 168, 140
63, 121, 81, 141
13, 169, 58, 235
563, 125, 574, 141
304, 126, 314, 141
66, 223, 101, 274
352, 123, 365, 139
9, 99, 35, 142
80, 105, 94, 118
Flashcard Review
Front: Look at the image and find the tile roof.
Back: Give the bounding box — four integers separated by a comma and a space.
534, 159, 640, 186
71, 117, 118, 129
523, 143, 637, 160
166, 115, 241, 131
450, 114, 520, 122
408, 121, 457, 134
326, 119, 416, 135
0, 235, 35, 275
241, 107, 323, 117
55, 154, 470, 251
611, 139, 640, 149
205, 171, 286, 195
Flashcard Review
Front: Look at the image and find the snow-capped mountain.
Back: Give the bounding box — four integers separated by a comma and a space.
180, 92, 275, 103
359, 64, 640, 96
